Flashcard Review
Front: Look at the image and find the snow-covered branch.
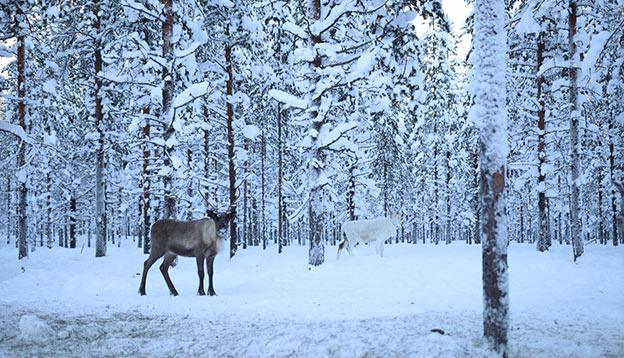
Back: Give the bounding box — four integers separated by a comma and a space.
0, 121, 31, 144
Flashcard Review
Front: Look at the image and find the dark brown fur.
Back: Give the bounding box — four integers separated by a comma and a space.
615, 182, 624, 233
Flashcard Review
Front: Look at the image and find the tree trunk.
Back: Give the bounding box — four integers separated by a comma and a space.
276, 27, 285, 254
433, 121, 439, 245
142, 114, 151, 254
46, 172, 52, 248
568, 0, 583, 261
242, 140, 249, 249
347, 159, 356, 221
16, 6, 28, 260
225, 27, 238, 258
536, 32, 550, 252
261, 132, 266, 250
277, 101, 284, 253
94, 0, 106, 257
473, 150, 481, 244
307, 0, 325, 267
6, 176, 10, 245
474, 0, 509, 355
609, 115, 618, 246
69, 197, 77, 248
161, 0, 176, 220
445, 150, 451, 244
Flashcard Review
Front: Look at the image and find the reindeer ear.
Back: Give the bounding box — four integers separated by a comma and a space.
207, 210, 218, 220
227, 208, 237, 220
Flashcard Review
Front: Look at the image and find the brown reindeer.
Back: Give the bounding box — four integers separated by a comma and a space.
614, 181, 624, 234
139, 185, 236, 296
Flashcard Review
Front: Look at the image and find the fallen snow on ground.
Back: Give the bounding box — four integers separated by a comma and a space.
0, 239, 623, 357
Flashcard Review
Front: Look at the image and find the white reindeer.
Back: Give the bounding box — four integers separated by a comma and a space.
337, 209, 402, 259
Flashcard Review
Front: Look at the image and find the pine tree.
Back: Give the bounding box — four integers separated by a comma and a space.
472, 0, 510, 355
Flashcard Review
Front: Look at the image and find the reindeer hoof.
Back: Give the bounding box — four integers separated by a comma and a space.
170, 291, 179, 296
208, 290, 217, 296
198, 290, 206, 296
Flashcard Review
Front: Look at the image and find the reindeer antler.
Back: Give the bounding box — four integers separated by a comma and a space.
198, 180, 219, 212
226, 188, 240, 214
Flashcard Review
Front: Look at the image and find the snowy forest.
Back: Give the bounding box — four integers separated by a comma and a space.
1, 0, 624, 357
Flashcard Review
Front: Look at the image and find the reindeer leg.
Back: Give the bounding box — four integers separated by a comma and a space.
196, 255, 206, 296
160, 253, 179, 296
139, 250, 164, 295
206, 254, 217, 296
377, 239, 384, 257
337, 240, 344, 260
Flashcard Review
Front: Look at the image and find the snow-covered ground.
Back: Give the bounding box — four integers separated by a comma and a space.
0, 237, 622, 357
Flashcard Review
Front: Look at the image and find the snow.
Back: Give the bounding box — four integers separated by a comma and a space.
580, 31, 611, 77
283, 22, 307, 39
175, 41, 201, 58
0, 120, 29, 143
242, 124, 261, 141
173, 82, 210, 109
18, 315, 54, 343
0, 238, 622, 357
269, 89, 307, 109
42, 79, 57, 93
346, 51, 375, 83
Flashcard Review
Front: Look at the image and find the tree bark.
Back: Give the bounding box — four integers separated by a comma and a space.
307, 0, 325, 267
7, 177, 11, 245
161, 0, 176, 219
609, 115, 618, 246
16, 5, 28, 260
568, 0, 583, 261
473, 150, 481, 244
445, 149, 451, 244
536, 32, 550, 252
93, 0, 107, 257
69, 197, 77, 248
142, 113, 151, 253
474, 0, 509, 355
225, 26, 238, 258
277, 101, 284, 253
261, 132, 266, 250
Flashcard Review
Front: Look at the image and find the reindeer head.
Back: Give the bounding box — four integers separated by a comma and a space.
387, 201, 404, 225
207, 208, 236, 238
198, 181, 237, 238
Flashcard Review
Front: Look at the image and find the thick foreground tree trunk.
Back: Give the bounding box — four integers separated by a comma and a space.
473, 0, 509, 355
306, 0, 325, 267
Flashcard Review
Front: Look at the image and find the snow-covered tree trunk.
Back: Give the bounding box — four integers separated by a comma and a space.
568, 0, 583, 261
69, 197, 77, 248
445, 149, 451, 244
277, 101, 284, 254
94, 0, 106, 258
225, 27, 238, 258
277, 29, 285, 254
536, 33, 549, 252
161, 0, 176, 220
261, 132, 266, 250
6, 177, 10, 245
16, 7, 28, 260
307, 0, 324, 267
45, 172, 52, 249
142, 115, 151, 254
472, 0, 509, 355
609, 117, 619, 246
